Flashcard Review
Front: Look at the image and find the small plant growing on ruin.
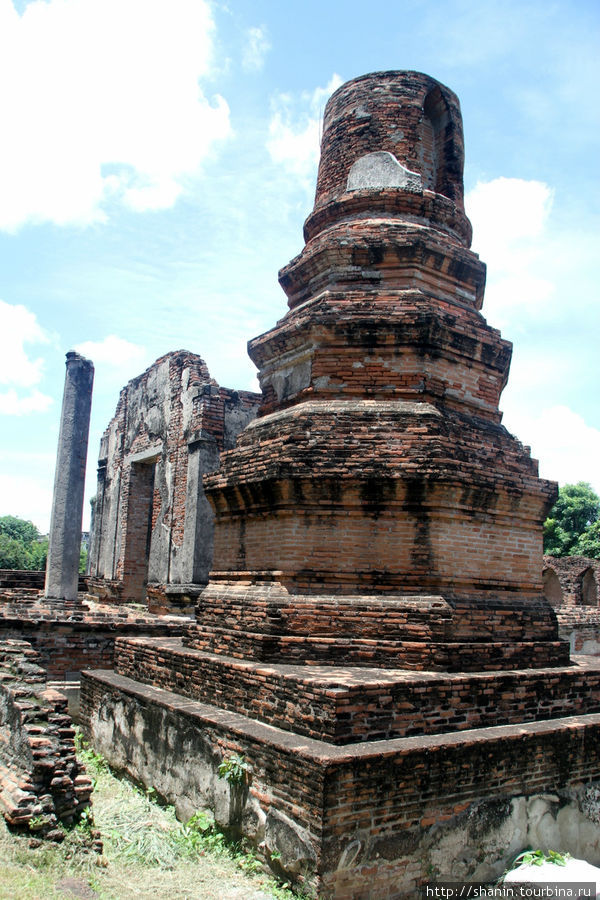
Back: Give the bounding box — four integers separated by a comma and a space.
218, 753, 251, 786
28, 814, 54, 833
237, 847, 263, 874
180, 811, 228, 855
74, 730, 108, 781
511, 848, 569, 868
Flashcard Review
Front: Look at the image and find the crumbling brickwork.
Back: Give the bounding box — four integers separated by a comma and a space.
188, 70, 563, 671
88, 350, 259, 609
0, 640, 92, 836
0, 594, 185, 680
543, 555, 600, 654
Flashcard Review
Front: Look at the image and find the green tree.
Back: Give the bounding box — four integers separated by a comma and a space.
0, 533, 30, 569
0, 515, 47, 571
544, 482, 600, 558
29, 539, 49, 571
0, 515, 40, 544
574, 518, 600, 559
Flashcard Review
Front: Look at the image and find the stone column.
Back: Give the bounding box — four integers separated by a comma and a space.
45, 352, 94, 601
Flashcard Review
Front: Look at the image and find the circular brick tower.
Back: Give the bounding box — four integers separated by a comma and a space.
189, 71, 567, 671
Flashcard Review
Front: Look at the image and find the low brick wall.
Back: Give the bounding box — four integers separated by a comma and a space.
81, 668, 600, 897
0, 570, 87, 592
0, 640, 92, 836
0, 598, 188, 679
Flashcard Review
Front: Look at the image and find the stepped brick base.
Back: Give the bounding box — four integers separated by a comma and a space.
114, 637, 599, 744
81, 667, 600, 898
185, 583, 568, 671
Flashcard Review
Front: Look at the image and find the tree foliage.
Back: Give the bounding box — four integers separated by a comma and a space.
543, 482, 600, 559
0, 515, 40, 544
0, 515, 48, 571
0, 514, 88, 572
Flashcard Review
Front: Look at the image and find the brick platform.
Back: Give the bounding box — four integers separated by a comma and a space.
81, 668, 600, 897
114, 637, 600, 744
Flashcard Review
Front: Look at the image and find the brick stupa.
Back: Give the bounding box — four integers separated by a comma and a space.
187, 71, 566, 672
82, 72, 600, 898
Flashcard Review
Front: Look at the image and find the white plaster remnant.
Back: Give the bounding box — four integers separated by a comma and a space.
504, 858, 600, 897
347, 151, 422, 192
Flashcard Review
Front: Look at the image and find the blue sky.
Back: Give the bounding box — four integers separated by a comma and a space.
0, 0, 598, 532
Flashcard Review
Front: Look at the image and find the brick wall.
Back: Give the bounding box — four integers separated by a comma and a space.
0, 600, 186, 679
543, 555, 600, 606
80, 668, 600, 898
543, 556, 600, 655
0, 570, 87, 592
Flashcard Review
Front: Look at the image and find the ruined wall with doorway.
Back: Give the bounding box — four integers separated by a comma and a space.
87, 350, 260, 612
543, 555, 600, 654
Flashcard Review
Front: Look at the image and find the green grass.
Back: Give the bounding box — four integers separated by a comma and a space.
0, 738, 306, 900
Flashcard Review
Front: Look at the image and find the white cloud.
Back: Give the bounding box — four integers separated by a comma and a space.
465, 177, 559, 331
467, 177, 600, 494
242, 25, 270, 72
0, 453, 55, 532
74, 334, 147, 369
502, 403, 600, 497
267, 74, 343, 183
467, 177, 553, 257
0, 299, 53, 415
0, 388, 53, 416
0, 299, 48, 386
0, 0, 231, 231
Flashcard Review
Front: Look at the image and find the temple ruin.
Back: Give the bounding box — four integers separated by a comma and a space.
0, 356, 188, 692
544, 555, 600, 655
87, 350, 260, 613
74, 70, 600, 895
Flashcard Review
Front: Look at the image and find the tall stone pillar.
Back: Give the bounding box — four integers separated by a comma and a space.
45, 352, 94, 601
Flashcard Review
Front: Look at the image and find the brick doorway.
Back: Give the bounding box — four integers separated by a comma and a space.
121, 460, 156, 602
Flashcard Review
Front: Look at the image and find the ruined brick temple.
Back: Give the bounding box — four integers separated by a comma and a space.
81, 72, 600, 897
0, 353, 189, 698
544, 556, 600, 655
87, 350, 259, 612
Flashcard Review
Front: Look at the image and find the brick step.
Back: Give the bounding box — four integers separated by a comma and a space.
193, 585, 560, 649
113, 636, 599, 745
186, 623, 569, 671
